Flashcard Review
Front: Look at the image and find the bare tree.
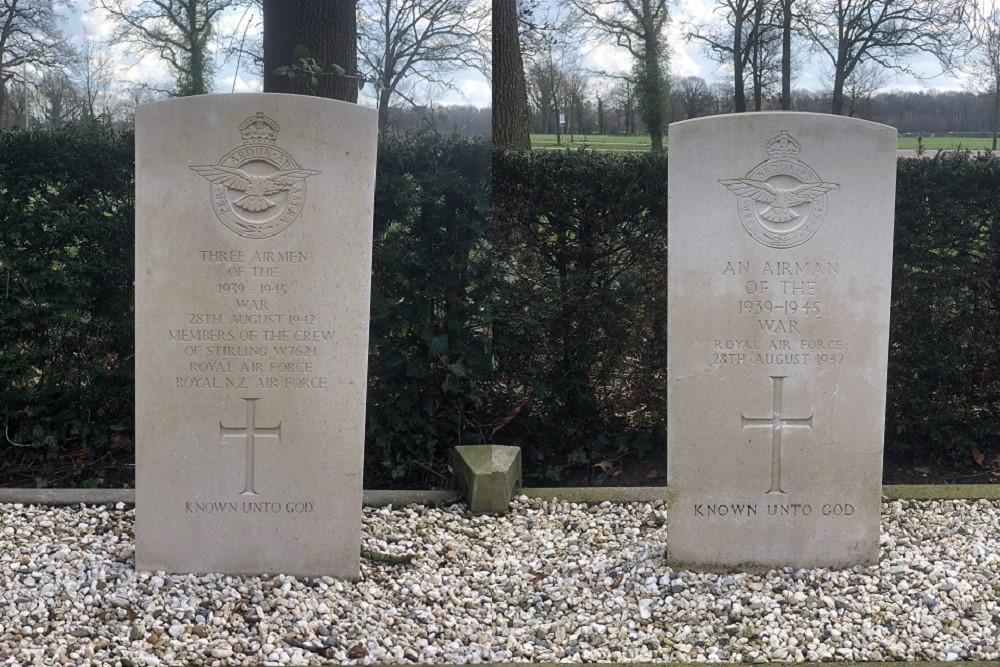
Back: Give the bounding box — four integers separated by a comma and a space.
965, 2, 1000, 149
564, 69, 590, 136
494, 0, 530, 148
843, 60, 886, 118
671, 74, 714, 120
710, 81, 736, 113
525, 40, 566, 137
73, 32, 115, 121
608, 76, 636, 134
568, 0, 670, 152
94, 0, 235, 96
686, 0, 776, 111
799, 0, 971, 115
36, 69, 80, 125
0, 0, 69, 126
358, 0, 489, 129
5, 77, 28, 126
222, 0, 262, 84
121, 85, 163, 126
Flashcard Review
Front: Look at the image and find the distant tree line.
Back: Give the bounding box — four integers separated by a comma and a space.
667, 80, 1000, 136
496, 0, 1000, 150
527, 76, 1000, 138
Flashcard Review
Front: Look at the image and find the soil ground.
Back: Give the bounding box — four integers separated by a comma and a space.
1, 448, 997, 490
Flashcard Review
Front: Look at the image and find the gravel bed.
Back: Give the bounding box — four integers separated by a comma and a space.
1, 497, 998, 665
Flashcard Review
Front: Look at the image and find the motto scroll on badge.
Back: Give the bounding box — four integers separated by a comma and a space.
190, 112, 320, 239
720, 130, 839, 249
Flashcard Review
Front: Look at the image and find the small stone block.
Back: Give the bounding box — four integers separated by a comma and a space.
452, 445, 522, 514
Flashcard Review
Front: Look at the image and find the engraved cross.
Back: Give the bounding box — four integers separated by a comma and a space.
220, 398, 281, 496
741, 375, 813, 494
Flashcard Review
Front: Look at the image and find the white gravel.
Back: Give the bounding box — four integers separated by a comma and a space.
1, 496, 999, 665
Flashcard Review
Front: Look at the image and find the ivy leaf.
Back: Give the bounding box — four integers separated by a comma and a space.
428, 335, 448, 356
292, 44, 310, 61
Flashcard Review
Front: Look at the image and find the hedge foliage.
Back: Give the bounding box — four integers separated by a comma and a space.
0, 125, 135, 463
890, 153, 1000, 462
1, 125, 997, 487
491, 149, 668, 481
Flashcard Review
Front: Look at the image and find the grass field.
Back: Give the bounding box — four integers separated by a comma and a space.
531, 133, 998, 152
897, 136, 996, 150
531, 133, 654, 151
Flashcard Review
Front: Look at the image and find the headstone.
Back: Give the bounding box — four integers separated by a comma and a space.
135, 94, 377, 577
667, 113, 896, 568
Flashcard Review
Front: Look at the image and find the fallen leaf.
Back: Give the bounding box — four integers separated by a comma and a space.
126, 606, 138, 621
645, 469, 661, 479
110, 434, 133, 450
347, 644, 368, 659
913, 466, 931, 475
972, 447, 985, 467
611, 467, 622, 477
610, 574, 624, 588
991, 470, 1000, 478
594, 460, 616, 473
530, 570, 548, 584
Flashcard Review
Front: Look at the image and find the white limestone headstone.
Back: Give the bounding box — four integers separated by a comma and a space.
667, 113, 897, 568
135, 94, 377, 577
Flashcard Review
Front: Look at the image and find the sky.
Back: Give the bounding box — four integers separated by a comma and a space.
61, 0, 492, 109
582, 0, 974, 96
59, 0, 973, 114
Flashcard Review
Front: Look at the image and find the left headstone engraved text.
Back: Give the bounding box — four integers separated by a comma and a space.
136, 94, 376, 577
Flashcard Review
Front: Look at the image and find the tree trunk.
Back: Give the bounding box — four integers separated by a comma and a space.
263, 0, 358, 102
831, 70, 846, 115
492, 0, 530, 149
184, 0, 208, 95
377, 84, 392, 128
733, 15, 746, 113
554, 99, 562, 145
651, 132, 663, 152
993, 85, 999, 151
781, 0, 792, 110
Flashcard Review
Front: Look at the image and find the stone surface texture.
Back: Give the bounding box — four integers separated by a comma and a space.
135, 94, 377, 577
2, 498, 999, 664
453, 445, 522, 513
667, 113, 897, 568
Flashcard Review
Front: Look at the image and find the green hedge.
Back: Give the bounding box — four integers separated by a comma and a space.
0, 125, 135, 464
366, 136, 492, 487
889, 153, 1000, 462
491, 149, 669, 481
1, 125, 997, 486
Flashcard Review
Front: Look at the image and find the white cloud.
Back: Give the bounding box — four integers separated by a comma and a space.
229, 73, 263, 94
581, 41, 632, 75
455, 77, 491, 107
